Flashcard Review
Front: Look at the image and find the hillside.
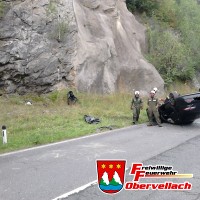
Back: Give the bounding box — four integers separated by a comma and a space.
126, 0, 200, 88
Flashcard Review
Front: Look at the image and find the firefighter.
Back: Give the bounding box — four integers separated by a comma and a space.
146, 87, 158, 123
147, 90, 162, 127
131, 91, 143, 124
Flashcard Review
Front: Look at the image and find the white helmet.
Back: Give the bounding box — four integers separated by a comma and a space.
135, 91, 140, 95
153, 87, 158, 93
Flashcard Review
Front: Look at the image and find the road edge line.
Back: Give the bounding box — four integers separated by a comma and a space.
52, 180, 98, 200
52, 167, 129, 199
0, 125, 141, 157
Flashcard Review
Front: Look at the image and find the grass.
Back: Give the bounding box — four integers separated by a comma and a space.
0, 91, 148, 153
0, 85, 197, 154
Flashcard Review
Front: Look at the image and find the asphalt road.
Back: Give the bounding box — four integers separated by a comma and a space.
0, 120, 200, 200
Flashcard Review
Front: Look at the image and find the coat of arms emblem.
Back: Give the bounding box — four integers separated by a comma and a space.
96, 160, 126, 194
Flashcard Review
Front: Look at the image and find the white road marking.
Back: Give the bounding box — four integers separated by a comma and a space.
12, 168, 20, 170
52, 168, 129, 199
52, 180, 98, 200
0, 125, 134, 157
54, 153, 60, 158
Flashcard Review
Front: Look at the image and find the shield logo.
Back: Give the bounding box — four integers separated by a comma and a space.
96, 160, 126, 194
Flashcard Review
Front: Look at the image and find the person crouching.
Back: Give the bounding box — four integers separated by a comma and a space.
67, 91, 78, 105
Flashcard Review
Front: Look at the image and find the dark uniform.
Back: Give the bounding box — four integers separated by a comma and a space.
147, 97, 162, 126
67, 91, 78, 105
131, 96, 143, 124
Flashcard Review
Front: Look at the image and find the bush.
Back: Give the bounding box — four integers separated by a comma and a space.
127, 0, 200, 85
53, 21, 69, 42
126, 0, 159, 16
155, 0, 176, 27
46, 0, 69, 42
148, 29, 194, 84
126, 0, 136, 13
46, 0, 57, 16
175, 0, 200, 71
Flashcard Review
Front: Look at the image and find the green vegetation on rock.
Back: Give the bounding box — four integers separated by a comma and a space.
46, 0, 69, 42
46, 0, 57, 16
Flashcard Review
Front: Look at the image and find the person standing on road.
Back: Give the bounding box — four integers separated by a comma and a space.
147, 87, 158, 121
147, 90, 162, 127
131, 91, 143, 124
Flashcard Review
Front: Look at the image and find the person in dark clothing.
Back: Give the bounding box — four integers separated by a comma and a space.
67, 91, 78, 105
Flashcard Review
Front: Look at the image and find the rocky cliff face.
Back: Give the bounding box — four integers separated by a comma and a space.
0, 0, 77, 94
0, 0, 164, 94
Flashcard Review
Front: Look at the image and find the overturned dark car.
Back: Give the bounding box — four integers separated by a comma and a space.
158, 92, 200, 125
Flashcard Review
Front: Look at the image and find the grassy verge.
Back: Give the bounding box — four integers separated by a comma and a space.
0, 85, 196, 154
0, 91, 149, 153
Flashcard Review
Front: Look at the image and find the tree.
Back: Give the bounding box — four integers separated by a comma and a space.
126, 0, 159, 16
148, 30, 194, 84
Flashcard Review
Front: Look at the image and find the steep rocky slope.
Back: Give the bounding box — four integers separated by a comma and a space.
0, 0, 164, 94
0, 0, 77, 94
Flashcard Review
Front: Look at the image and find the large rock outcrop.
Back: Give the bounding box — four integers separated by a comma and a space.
74, 0, 164, 93
0, 0, 164, 94
0, 0, 77, 94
